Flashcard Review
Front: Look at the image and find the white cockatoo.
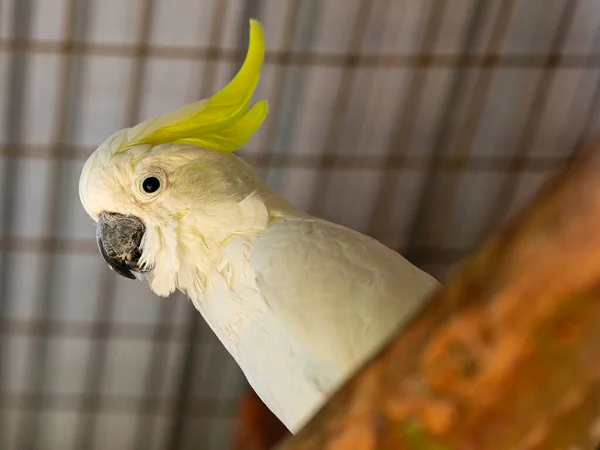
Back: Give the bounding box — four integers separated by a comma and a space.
79, 20, 440, 433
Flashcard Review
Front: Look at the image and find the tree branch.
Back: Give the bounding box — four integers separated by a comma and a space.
277, 142, 600, 450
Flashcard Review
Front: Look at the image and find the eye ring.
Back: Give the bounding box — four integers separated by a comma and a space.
142, 176, 161, 194
137, 169, 166, 199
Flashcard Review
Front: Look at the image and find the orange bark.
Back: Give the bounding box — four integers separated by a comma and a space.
278, 142, 600, 450
231, 388, 291, 450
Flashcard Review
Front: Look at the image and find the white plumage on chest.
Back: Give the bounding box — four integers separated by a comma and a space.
188, 218, 440, 433
200, 234, 330, 432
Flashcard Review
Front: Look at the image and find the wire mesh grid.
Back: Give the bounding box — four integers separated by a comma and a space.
0, 0, 598, 449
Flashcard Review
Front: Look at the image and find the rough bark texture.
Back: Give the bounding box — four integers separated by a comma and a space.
277, 141, 600, 450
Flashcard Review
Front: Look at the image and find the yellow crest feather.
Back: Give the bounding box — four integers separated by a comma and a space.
120, 19, 268, 153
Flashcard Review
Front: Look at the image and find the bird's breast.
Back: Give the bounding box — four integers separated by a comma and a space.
189, 236, 334, 432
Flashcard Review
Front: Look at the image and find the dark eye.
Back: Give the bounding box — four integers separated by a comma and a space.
142, 176, 161, 194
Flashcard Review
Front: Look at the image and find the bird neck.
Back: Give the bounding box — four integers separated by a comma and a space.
147, 179, 306, 300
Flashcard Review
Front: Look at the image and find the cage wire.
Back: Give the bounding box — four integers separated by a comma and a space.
0, 0, 599, 449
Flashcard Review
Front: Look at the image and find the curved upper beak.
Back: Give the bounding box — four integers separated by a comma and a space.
96, 211, 146, 280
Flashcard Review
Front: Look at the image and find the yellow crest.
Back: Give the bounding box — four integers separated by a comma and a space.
120, 19, 268, 153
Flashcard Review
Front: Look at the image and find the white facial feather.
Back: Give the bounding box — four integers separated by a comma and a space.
79, 141, 299, 299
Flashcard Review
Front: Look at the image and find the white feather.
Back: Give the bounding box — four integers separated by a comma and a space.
196, 218, 440, 432
79, 142, 440, 433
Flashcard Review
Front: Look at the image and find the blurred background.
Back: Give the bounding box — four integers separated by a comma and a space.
0, 0, 599, 449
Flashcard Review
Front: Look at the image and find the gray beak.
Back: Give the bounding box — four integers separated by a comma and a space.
96, 212, 146, 280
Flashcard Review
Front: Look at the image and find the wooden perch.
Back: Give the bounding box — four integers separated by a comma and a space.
277, 142, 600, 450
231, 388, 291, 450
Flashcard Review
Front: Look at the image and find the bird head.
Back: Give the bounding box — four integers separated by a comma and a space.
79, 19, 270, 296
